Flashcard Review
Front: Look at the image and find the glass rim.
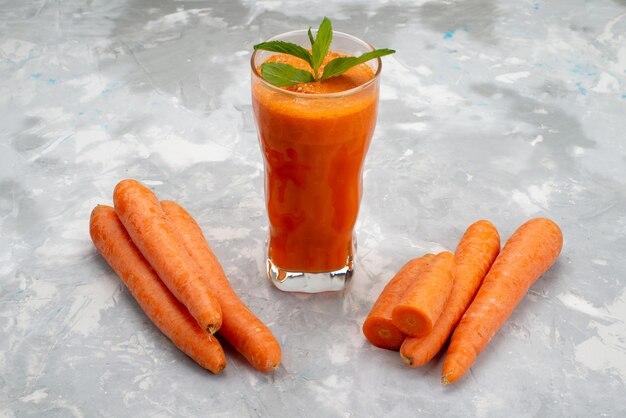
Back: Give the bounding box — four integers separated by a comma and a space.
250, 29, 382, 99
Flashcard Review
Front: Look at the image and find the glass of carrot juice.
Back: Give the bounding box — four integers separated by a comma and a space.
251, 30, 381, 293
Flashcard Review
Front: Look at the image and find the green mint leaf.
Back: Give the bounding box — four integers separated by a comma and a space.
321, 48, 395, 80
254, 41, 314, 69
254, 18, 395, 88
260, 62, 315, 87
311, 17, 332, 78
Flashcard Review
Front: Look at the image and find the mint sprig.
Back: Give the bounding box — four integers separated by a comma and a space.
253, 17, 395, 88
310, 17, 332, 79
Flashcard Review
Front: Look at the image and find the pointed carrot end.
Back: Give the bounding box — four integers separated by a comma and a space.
215, 362, 226, 374
441, 373, 451, 386
259, 363, 280, 373
269, 359, 281, 371
401, 355, 413, 367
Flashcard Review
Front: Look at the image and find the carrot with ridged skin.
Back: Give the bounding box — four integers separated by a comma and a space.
161, 200, 282, 372
362, 254, 435, 350
401, 221, 500, 367
89, 205, 226, 373
113, 179, 222, 333
441, 218, 563, 385
392, 252, 455, 337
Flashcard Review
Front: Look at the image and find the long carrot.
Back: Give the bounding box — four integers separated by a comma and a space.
362, 254, 435, 350
401, 220, 500, 367
161, 200, 282, 372
113, 179, 222, 333
392, 252, 455, 337
89, 205, 226, 373
441, 217, 563, 385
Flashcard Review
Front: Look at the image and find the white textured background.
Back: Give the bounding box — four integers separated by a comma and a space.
1, 0, 625, 416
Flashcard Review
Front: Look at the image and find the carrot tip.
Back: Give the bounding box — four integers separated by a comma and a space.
207, 325, 219, 335
401, 356, 413, 366
440, 373, 451, 386
259, 364, 279, 373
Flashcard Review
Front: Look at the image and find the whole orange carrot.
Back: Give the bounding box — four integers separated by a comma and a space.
161, 200, 282, 372
362, 254, 435, 350
392, 252, 455, 337
89, 205, 226, 373
401, 221, 500, 367
441, 218, 563, 385
113, 179, 222, 333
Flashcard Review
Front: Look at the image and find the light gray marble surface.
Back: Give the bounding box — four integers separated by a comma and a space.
1, 0, 626, 416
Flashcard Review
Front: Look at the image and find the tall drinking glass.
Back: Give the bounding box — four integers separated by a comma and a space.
251, 30, 381, 292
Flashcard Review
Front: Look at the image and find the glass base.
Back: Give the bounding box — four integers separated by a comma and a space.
265, 239, 356, 293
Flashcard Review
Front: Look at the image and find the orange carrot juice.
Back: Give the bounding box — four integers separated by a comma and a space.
251, 31, 381, 291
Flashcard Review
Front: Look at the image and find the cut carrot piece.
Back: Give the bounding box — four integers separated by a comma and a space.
362, 254, 434, 350
401, 220, 500, 367
441, 218, 563, 385
89, 205, 226, 373
162, 200, 282, 372
392, 252, 455, 337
